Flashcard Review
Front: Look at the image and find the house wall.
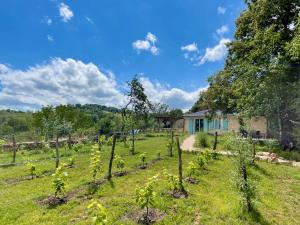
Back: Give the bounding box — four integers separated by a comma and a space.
228, 115, 267, 136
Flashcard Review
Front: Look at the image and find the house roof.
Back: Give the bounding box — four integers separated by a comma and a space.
183, 110, 209, 117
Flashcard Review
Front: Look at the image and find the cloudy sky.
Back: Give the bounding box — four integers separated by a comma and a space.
0, 0, 245, 111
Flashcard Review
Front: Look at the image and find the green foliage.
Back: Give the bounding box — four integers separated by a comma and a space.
163, 169, 181, 191
26, 162, 36, 179
139, 153, 146, 166
135, 175, 158, 218
166, 140, 172, 156
68, 157, 75, 167
52, 166, 68, 197
202, 149, 212, 162
90, 145, 102, 183
187, 161, 197, 178
114, 154, 125, 171
0, 139, 5, 151
195, 155, 206, 169
73, 143, 83, 152
87, 199, 108, 225
196, 132, 209, 148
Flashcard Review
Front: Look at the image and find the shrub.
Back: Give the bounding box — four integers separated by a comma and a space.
87, 199, 108, 225
139, 153, 147, 166
68, 157, 75, 167
52, 166, 68, 197
26, 162, 36, 179
187, 161, 197, 178
202, 149, 212, 162
135, 175, 158, 223
73, 143, 83, 152
196, 132, 209, 148
195, 155, 206, 169
163, 169, 180, 191
114, 154, 125, 172
90, 144, 102, 183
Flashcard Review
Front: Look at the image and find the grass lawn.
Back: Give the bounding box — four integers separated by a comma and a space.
0, 135, 299, 225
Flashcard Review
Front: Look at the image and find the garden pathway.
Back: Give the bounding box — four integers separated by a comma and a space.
180, 134, 197, 151
181, 135, 300, 168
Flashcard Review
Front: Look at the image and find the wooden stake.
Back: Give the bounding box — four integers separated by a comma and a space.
108, 135, 117, 180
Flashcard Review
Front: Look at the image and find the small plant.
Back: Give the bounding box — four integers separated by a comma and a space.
106, 136, 113, 146
163, 169, 180, 191
90, 145, 102, 183
52, 166, 68, 197
157, 151, 161, 160
187, 161, 197, 178
135, 175, 158, 223
166, 140, 172, 156
26, 162, 36, 179
87, 199, 108, 225
73, 143, 82, 152
211, 151, 219, 160
202, 149, 212, 162
195, 155, 206, 169
115, 154, 125, 172
68, 156, 75, 167
139, 153, 147, 167
196, 132, 209, 148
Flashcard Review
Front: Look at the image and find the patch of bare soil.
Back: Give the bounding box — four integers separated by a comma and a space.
138, 164, 148, 170
114, 171, 127, 177
37, 195, 68, 207
122, 208, 165, 224
167, 189, 188, 199
185, 177, 199, 184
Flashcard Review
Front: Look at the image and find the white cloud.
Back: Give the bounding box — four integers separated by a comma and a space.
41, 16, 52, 25
85, 16, 94, 24
0, 59, 204, 111
0, 58, 125, 110
199, 38, 230, 65
47, 35, 54, 42
217, 6, 226, 14
59, 3, 73, 22
181, 43, 198, 52
140, 77, 206, 111
132, 32, 159, 55
146, 32, 157, 44
216, 25, 229, 35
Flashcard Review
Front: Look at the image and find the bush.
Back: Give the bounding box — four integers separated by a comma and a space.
163, 169, 181, 191
187, 161, 197, 178
195, 155, 206, 169
87, 199, 108, 225
26, 162, 36, 179
90, 145, 102, 183
52, 166, 68, 197
196, 132, 209, 148
114, 154, 125, 172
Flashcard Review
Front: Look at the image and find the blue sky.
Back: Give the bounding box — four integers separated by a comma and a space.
0, 0, 245, 111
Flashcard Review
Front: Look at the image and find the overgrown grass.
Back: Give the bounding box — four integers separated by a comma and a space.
0, 135, 299, 224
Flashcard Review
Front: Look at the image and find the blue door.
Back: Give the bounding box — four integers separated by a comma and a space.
188, 118, 194, 134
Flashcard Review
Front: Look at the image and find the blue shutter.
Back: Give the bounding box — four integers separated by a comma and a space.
188, 118, 194, 134
204, 119, 208, 133
223, 118, 228, 130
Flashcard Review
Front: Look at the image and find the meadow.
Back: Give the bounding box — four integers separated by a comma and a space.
0, 134, 299, 225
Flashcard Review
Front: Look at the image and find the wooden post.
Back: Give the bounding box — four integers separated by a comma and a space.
12, 135, 17, 163
213, 132, 218, 150
170, 130, 174, 157
131, 129, 135, 155
176, 137, 184, 192
68, 133, 72, 150
55, 134, 60, 168
108, 135, 117, 180
97, 134, 102, 152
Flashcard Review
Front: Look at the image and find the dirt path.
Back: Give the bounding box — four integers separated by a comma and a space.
181, 135, 197, 151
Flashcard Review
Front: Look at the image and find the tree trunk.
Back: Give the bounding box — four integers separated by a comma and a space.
278, 113, 283, 144
241, 164, 251, 212
68, 133, 72, 150
131, 129, 135, 155
213, 132, 218, 150
55, 134, 60, 168
170, 130, 174, 157
12, 135, 17, 163
108, 135, 117, 181
176, 137, 184, 192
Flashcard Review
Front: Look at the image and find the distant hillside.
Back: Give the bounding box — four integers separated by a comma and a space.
0, 104, 121, 137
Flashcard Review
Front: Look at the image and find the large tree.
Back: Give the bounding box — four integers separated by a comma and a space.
198, 0, 300, 145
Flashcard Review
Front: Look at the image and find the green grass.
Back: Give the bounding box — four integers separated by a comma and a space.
0, 135, 299, 224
